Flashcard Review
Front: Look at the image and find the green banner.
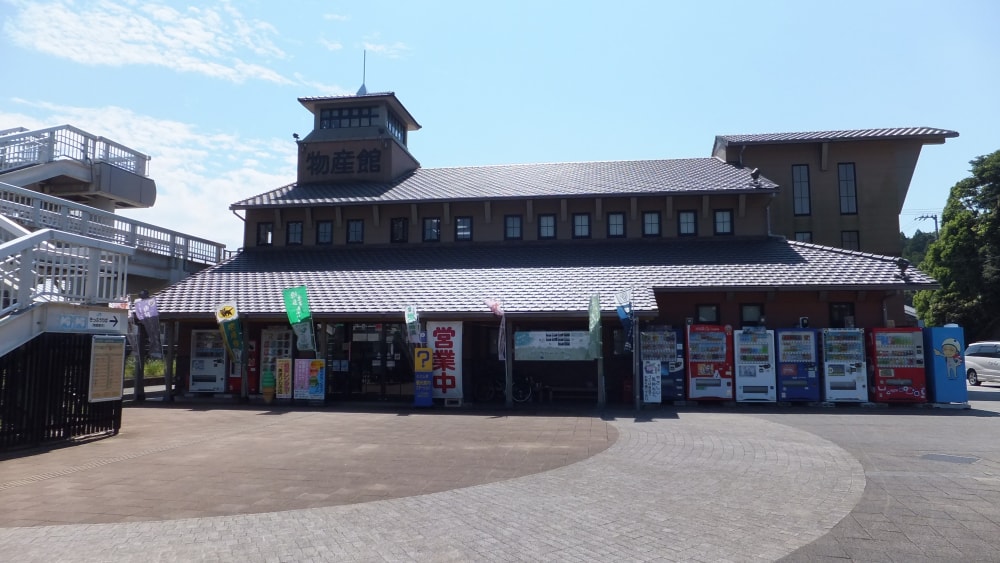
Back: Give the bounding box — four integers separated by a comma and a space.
588, 293, 602, 360
282, 286, 311, 324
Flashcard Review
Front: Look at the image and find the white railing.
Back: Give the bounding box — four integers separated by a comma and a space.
0, 229, 135, 318
0, 124, 150, 176
0, 181, 226, 265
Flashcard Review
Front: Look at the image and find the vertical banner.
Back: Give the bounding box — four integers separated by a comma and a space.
588, 293, 602, 360
413, 347, 434, 407
134, 296, 163, 358
404, 305, 422, 344
283, 286, 315, 351
293, 358, 325, 400
275, 358, 293, 399
214, 302, 244, 363
614, 288, 634, 352
642, 360, 663, 403
485, 298, 506, 360
428, 321, 463, 399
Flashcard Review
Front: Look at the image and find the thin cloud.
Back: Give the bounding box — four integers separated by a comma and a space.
323, 13, 350, 22
3, 0, 291, 84
320, 38, 344, 51
362, 34, 411, 59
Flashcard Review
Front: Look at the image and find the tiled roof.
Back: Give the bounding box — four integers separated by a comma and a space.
231, 158, 776, 209
716, 127, 958, 146
152, 238, 937, 319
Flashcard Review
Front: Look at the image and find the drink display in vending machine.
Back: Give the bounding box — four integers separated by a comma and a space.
686, 324, 733, 400
734, 327, 776, 402
923, 326, 968, 405
190, 329, 226, 392
775, 328, 821, 402
868, 327, 927, 403
640, 329, 685, 402
822, 328, 867, 402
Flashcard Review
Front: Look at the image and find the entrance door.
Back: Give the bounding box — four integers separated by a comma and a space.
336, 323, 413, 401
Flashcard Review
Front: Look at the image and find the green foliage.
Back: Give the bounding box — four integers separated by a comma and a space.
900, 229, 936, 267
914, 150, 1000, 340
124, 356, 168, 379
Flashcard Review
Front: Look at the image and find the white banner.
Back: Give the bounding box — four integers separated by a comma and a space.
428, 321, 463, 399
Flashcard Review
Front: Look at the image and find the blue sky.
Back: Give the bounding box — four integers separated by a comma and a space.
1, 0, 997, 251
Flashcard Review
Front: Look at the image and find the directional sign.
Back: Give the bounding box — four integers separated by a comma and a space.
88, 312, 123, 330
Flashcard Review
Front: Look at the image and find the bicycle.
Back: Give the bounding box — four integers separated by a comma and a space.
473, 372, 534, 403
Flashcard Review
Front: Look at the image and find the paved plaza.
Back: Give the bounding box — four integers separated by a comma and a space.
1, 386, 999, 562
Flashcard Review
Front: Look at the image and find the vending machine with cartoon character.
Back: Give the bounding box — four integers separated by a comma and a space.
822, 328, 867, 402
775, 328, 821, 402
923, 326, 967, 404
686, 324, 733, 400
734, 327, 776, 402
868, 327, 927, 403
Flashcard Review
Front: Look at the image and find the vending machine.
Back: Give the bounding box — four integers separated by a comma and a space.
868, 327, 927, 403
261, 329, 293, 397
190, 329, 226, 392
775, 328, 821, 402
734, 328, 776, 402
822, 328, 867, 402
640, 329, 685, 401
922, 326, 967, 404
686, 324, 734, 400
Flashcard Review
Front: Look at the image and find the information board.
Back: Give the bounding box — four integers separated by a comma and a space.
89, 335, 126, 402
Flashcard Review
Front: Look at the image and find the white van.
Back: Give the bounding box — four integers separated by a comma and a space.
965, 341, 1000, 385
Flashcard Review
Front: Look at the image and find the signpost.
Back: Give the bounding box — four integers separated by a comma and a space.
413, 347, 433, 407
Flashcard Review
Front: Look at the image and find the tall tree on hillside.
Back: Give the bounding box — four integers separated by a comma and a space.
900, 229, 936, 268
914, 150, 1000, 340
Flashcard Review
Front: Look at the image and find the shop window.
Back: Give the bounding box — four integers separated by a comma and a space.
423, 217, 441, 242
830, 302, 856, 328
256, 222, 273, 246
316, 221, 333, 245
286, 221, 303, 245
607, 212, 625, 238
838, 163, 858, 214
347, 219, 364, 244
505, 215, 522, 240
679, 210, 697, 236
741, 304, 764, 327
696, 304, 719, 324
573, 213, 591, 238
391, 218, 408, 243
643, 211, 661, 237
792, 164, 811, 215
714, 209, 733, 235
455, 216, 473, 241
538, 214, 556, 239
841, 230, 860, 250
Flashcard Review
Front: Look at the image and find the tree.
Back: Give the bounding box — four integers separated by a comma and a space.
900, 229, 936, 272
914, 150, 1000, 340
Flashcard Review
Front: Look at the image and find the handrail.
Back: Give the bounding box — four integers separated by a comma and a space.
1, 228, 135, 318
0, 180, 227, 264
0, 124, 150, 176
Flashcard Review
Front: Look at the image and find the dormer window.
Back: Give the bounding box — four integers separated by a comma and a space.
320, 106, 378, 129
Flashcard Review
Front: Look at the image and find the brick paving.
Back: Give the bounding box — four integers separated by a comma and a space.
0, 386, 998, 562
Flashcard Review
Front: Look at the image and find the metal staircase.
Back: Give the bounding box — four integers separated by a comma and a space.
0, 125, 229, 358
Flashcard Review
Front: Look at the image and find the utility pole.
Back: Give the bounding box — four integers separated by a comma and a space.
917, 214, 939, 238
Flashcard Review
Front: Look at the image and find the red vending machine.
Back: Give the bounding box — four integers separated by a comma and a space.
686, 324, 734, 400
868, 327, 927, 403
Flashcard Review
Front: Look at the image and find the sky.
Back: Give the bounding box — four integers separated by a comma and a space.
1, 0, 998, 252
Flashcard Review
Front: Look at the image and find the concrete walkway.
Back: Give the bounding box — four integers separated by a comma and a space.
0, 386, 998, 562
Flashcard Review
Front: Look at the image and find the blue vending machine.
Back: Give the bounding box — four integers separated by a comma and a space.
775, 328, 821, 402
640, 328, 685, 401
922, 326, 968, 404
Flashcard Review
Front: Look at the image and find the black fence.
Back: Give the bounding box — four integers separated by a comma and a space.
0, 333, 122, 451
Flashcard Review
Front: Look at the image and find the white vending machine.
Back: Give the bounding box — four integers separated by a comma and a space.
822, 328, 868, 402
190, 329, 227, 392
734, 328, 776, 402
